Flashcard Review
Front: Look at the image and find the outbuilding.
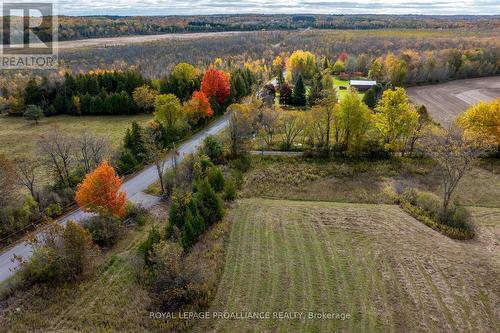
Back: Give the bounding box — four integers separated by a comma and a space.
349, 80, 377, 92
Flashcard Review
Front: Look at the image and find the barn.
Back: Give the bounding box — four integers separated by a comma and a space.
349, 80, 377, 92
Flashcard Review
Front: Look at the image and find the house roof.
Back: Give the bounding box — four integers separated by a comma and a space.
349, 80, 377, 86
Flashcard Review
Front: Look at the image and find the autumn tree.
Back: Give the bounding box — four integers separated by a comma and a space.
183, 90, 213, 126
75, 160, 127, 218
458, 98, 500, 154
336, 88, 371, 152
133, 85, 158, 113
227, 103, 256, 156
161, 63, 201, 101
307, 90, 337, 149
154, 93, 182, 130
201, 68, 231, 107
286, 50, 317, 81
332, 60, 345, 74
384, 53, 408, 86
368, 59, 383, 81
374, 87, 419, 153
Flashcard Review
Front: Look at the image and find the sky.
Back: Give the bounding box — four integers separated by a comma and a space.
8, 0, 500, 16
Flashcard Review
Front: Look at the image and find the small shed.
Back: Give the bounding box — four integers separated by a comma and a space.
349, 80, 377, 92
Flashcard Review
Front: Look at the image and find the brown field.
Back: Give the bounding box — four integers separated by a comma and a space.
407, 76, 500, 126
241, 157, 500, 208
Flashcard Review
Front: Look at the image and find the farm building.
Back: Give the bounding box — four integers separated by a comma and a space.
349, 80, 377, 91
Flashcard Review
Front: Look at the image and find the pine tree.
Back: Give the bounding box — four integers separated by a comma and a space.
292, 75, 307, 107
309, 73, 324, 105
195, 179, 224, 226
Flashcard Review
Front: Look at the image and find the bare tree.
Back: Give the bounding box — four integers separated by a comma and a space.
259, 106, 281, 147
423, 126, 483, 210
15, 157, 41, 205
76, 131, 109, 174
279, 112, 305, 150
38, 126, 74, 186
145, 131, 168, 195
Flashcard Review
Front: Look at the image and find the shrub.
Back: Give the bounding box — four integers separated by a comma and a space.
207, 166, 225, 192
223, 177, 237, 201
399, 189, 474, 239
148, 241, 192, 311
138, 225, 161, 267
83, 216, 123, 247
230, 153, 252, 172
203, 135, 224, 164
125, 203, 149, 226
21, 221, 96, 284
231, 170, 244, 189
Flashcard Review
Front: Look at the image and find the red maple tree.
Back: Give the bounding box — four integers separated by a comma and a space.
75, 160, 127, 218
201, 68, 230, 105
338, 51, 348, 62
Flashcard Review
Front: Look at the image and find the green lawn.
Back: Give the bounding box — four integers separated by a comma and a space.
0, 114, 152, 160
193, 198, 500, 333
333, 77, 349, 87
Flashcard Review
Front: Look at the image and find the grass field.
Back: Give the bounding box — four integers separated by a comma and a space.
0, 114, 152, 159
194, 198, 500, 333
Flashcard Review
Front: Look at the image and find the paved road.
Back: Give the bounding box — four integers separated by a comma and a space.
0, 114, 230, 282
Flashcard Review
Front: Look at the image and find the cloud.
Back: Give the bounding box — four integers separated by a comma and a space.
14, 0, 500, 16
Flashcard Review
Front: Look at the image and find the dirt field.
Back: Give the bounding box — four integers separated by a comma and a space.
193, 198, 500, 333
407, 76, 500, 126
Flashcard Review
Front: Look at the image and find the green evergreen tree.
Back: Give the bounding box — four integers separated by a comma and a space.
23, 105, 44, 124
195, 179, 224, 226
207, 167, 225, 192
24, 78, 43, 106
292, 75, 307, 107
362, 88, 377, 109
309, 73, 324, 105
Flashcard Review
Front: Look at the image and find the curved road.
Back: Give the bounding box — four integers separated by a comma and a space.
0, 113, 230, 282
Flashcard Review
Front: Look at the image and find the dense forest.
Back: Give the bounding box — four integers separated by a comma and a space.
49, 14, 500, 41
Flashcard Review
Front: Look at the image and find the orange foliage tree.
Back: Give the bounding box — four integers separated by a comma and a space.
201, 68, 230, 105
75, 160, 127, 218
184, 90, 213, 125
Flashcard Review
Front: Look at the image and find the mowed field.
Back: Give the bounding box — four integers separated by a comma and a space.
407, 76, 500, 126
194, 198, 500, 333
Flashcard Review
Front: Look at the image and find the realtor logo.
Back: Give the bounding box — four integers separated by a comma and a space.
0, 2, 58, 69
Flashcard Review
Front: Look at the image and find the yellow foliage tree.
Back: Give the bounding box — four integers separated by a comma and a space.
286, 50, 317, 81
458, 98, 500, 152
